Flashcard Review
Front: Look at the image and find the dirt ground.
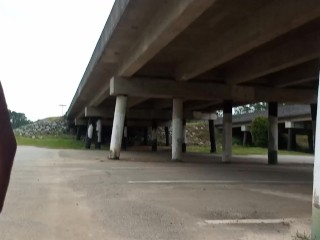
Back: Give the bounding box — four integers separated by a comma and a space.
0, 146, 314, 239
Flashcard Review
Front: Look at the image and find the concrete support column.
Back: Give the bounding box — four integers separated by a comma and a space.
287, 128, 292, 151
143, 127, 148, 146
311, 103, 317, 152
122, 123, 128, 151
85, 119, 94, 149
172, 98, 183, 161
243, 131, 248, 147
109, 95, 127, 160
311, 85, 320, 238
76, 126, 81, 141
268, 102, 278, 165
241, 126, 250, 147
165, 126, 170, 146
209, 120, 216, 153
292, 131, 297, 150
222, 100, 232, 163
101, 126, 107, 145
151, 122, 157, 152
182, 119, 187, 153
95, 119, 102, 149
287, 128, 294, 151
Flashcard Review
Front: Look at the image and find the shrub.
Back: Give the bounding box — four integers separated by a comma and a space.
232, 137, 242, 146
251, 116, 268, 147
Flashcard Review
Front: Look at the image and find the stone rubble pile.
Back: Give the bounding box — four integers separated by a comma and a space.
154, 121, 210, 146
14, 117, 212, 146
14, 117, 68, 137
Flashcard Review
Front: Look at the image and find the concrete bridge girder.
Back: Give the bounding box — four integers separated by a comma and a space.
110, 77, 317, 104
65, 0, 320, 235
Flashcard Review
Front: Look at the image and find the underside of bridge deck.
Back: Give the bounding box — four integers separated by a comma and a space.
66, 0, 320, 236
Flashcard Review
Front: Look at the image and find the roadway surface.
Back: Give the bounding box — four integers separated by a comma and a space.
0, 146, 314, 239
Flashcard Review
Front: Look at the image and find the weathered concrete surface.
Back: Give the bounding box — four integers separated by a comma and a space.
68, 0, 320, 126
0, 146, 314, 240
109, 95, 127, 159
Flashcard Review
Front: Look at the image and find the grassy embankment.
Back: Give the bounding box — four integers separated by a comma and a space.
15, 135, 311, 156
15, 135, 85, 149
186, 121, 311, 156
188, 145, 311, 156
15, 135, 111, 150
14, 118, 311, 155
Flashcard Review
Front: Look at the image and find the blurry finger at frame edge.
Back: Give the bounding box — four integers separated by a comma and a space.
0, 82, 17, 213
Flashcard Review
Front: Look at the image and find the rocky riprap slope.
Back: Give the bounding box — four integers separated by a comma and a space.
125, 121, 215, 147
156, 121, 214, 146
14, 117, 68, 137
14, 117, 218, 146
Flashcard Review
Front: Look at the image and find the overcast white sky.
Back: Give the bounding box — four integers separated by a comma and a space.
0, 0, 115, 121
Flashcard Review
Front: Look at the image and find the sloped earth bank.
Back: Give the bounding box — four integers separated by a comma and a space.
0, 147, 313, 240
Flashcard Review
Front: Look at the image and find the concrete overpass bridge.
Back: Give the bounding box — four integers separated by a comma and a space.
67, 0, 320, 236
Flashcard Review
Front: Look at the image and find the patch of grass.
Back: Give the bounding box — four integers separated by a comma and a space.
43, 116, 63, 122
15, 134, 311, 156
187, 120, 207, 126
188, 145, 312, 156
15, 135, 108, 150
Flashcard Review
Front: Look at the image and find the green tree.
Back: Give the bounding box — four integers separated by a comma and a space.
251, 116, 268, 147
8, 110, 32, 129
